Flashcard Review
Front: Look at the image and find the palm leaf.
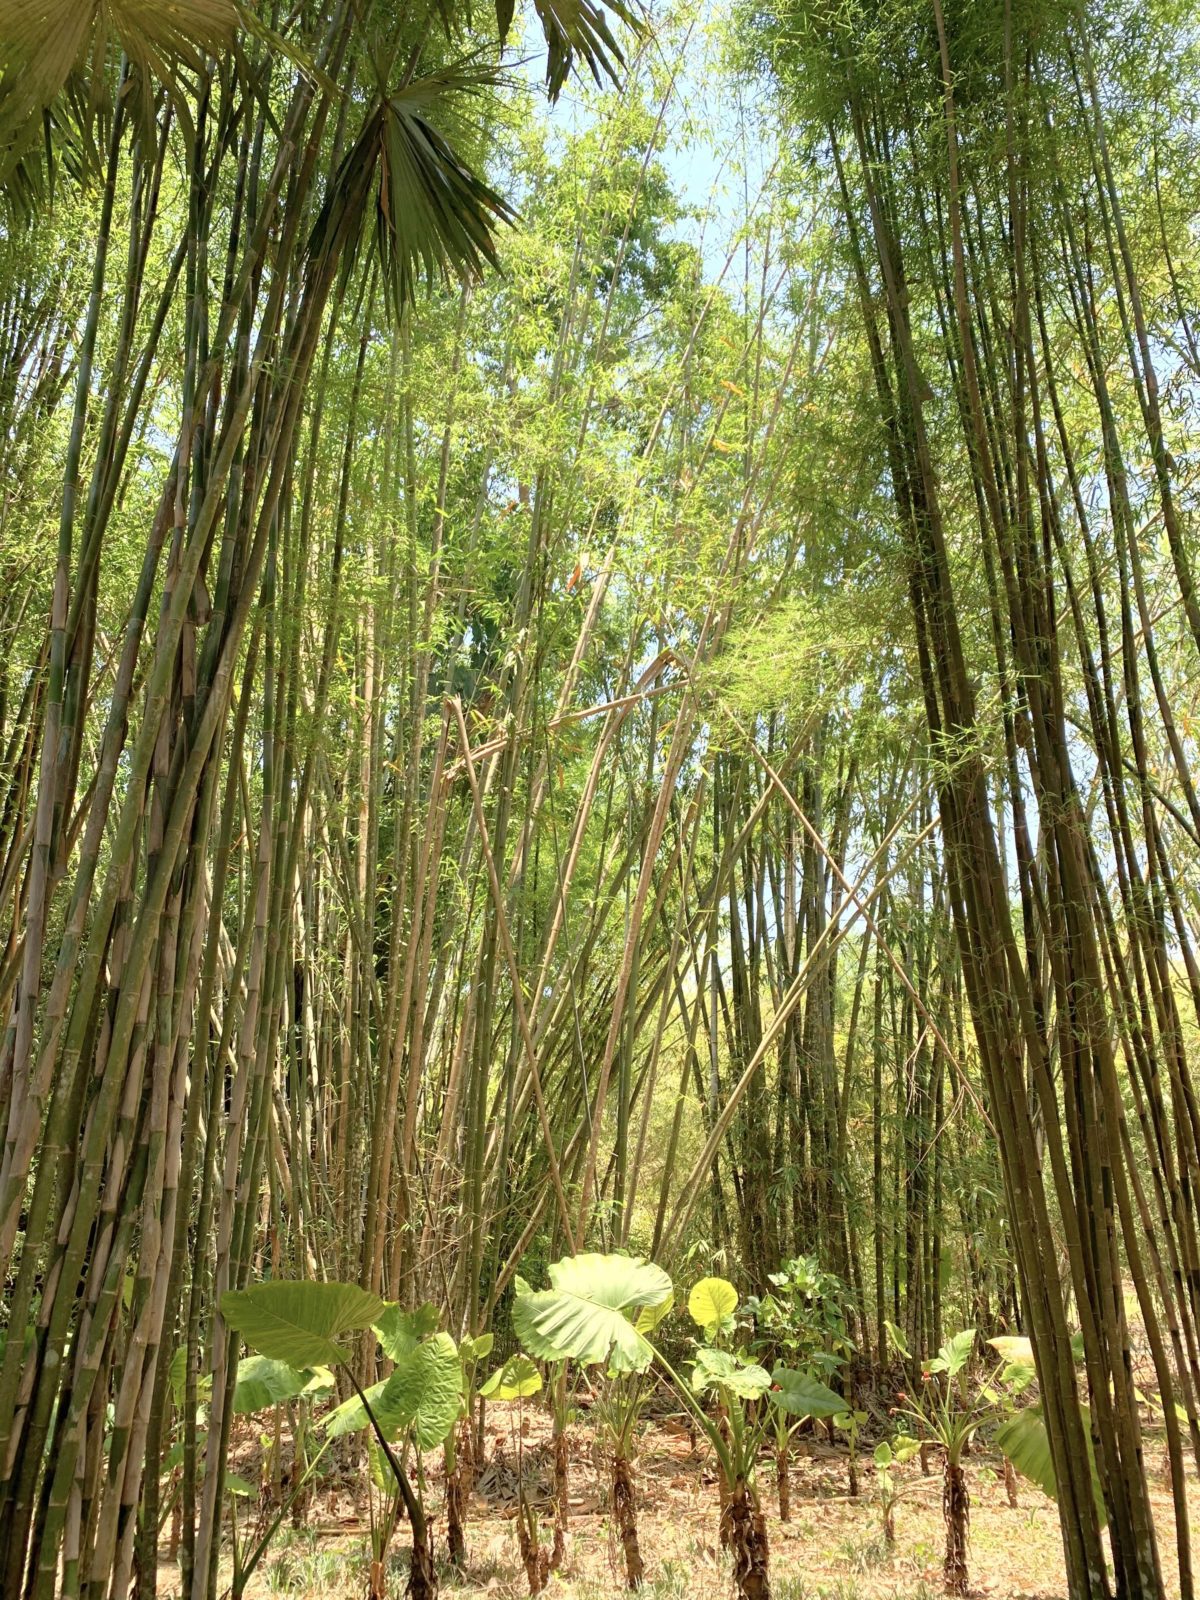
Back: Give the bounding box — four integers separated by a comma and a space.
309, 61, 518, 321
531, 0, 641, 100
0, 0, 239, 189
0, 0, 319, 211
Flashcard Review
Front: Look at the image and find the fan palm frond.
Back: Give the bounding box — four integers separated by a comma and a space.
310, 61, 518, 321
0, 0, 241, 203
531, 0, 641, 99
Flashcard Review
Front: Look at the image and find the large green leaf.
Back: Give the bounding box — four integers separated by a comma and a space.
167, 1344, 211, 1407
325, 1333, 461, 1450
532, 0, 641, 100
928, 1328, 976, 1378
309, 63, 519, 324
233, 1355, 311, 1415
380, 1332, 462, 1450
220, 1280, 384, 1368
374, 1301, 440, 1363
988, 1336, 1033, 1366
691, 1347, 771, 1400
989, 1334, 1037, 1392
769, 1366, 844, 1419
326, 1379, 395, 1440
883, 1319, 911, 1360
480, 1353, 543, 1401
635, 1290, 674, 1335
513, 1252, 671, 1375
687, 1277, 738, 1335
460, 1332, 494, 1366
996, 1405, 1108, 1529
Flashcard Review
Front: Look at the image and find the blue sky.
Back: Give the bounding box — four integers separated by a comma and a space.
516, 0, 778, 283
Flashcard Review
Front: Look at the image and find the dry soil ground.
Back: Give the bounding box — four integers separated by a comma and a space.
163, 1406, 1196, 1600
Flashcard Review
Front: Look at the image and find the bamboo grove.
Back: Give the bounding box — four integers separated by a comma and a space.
0, 0, 1198, 1597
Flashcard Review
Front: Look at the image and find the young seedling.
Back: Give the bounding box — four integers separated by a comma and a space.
545, 1356, 573, 1570
766, 1365, 846, 1518
872, 1433, 921, 1545
834, 1403, 869, 1496
446, 1330, 493, 1567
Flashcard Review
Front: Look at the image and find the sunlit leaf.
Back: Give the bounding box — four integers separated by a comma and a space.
513, 1252, 671, 1374
480, 1353, 543, 1400
687, 1276, 738, 1334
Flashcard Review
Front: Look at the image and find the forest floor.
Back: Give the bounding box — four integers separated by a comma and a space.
167, 1406, 1198, 1600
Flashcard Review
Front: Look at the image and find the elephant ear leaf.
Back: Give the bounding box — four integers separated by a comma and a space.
220, 1280, 384, 1367
325, 1333, 462, 1449
988, 1335, 1033, 1366
996, 1405, 1108, 1529
883, 1319, 911, 1361
460, 1331, 494, 1366
374, 1301, 440, 1362
687, 1277, 737, 1337
380, 1331, 462, 1450
635, 1290, 673, 1335
480, 1354, 543, 1400
769, 1366, 844, 1419
325, 1379, 394, 1440
690, 1347, 770, 1399
513, 1252, 671, 1374
232, 1355, 312, 1414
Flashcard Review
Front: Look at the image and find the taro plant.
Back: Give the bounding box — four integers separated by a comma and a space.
445, 1330, 493, 1567
480, 1354, 548, 1595
887, 1325, 987, 1597
685, 1342, 774, 1600
221, 1281, 461, 1600
983, 1335, 1040, 1508
833, 1401, 870, 1496
988, 1332, 1109, 1530
323, 1301, 462, 1599
764, 1365, 846, 1519
513, 1251, 673, 1591
872, 1432, 921, 1545
677, 1276, 843, 1600
544, 1355, 573, 1571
